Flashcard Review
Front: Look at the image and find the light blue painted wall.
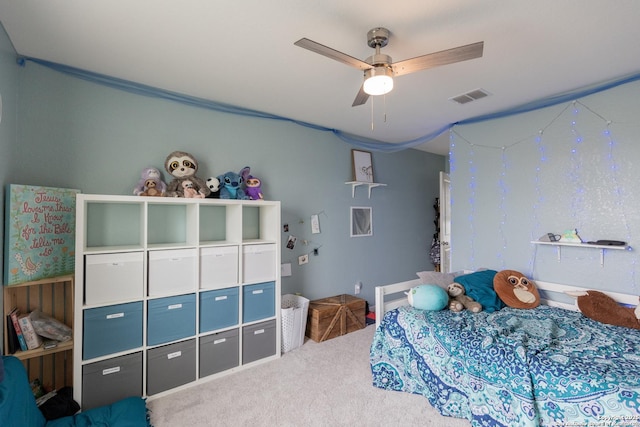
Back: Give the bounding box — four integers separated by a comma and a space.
7, 60, 445, 308
0, 23, 19, 353
450, 82, 640, 295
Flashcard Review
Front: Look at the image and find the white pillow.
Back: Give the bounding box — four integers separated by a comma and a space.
416, 270, 462, 290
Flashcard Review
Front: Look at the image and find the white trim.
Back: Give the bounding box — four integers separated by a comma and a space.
374, 275, 638, 328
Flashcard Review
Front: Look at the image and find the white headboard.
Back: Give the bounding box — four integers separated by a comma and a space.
374, 274, 639, 328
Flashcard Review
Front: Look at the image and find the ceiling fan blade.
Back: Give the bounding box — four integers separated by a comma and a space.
392, 41, 484, 76
352, 84, 369, 107
294, 38, 371, 71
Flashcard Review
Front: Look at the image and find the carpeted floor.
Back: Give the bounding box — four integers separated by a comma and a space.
147, 325, 470, 426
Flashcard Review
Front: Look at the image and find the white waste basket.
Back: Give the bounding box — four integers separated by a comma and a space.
281, 294, 309, 353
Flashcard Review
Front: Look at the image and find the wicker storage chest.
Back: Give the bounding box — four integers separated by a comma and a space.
306, 294, 366, 342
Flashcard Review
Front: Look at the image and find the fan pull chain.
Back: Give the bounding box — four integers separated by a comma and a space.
383, 93, 387, 123
370, 95, 375, 131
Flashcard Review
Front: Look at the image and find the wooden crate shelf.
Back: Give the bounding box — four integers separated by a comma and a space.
3, 274, 74, 391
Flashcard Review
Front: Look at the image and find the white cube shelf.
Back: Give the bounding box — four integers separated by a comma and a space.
74, 195, 281, 409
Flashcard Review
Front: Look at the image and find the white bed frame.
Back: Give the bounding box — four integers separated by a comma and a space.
374, 274, 639, 328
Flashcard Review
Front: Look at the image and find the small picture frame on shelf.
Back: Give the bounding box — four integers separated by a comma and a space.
351, 149, 374, 183
350, 206, 373, 237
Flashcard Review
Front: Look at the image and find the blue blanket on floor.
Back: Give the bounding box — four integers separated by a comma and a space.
0, 356, 151, 427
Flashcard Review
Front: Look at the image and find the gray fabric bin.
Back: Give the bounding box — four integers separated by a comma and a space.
147, 339, 196, 395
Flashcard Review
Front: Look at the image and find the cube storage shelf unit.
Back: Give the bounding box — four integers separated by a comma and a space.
3, 275, 74, 391
73, 194, 281, 409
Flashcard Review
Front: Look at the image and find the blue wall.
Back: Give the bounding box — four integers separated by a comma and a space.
0, 25, 445, 313
0, 23, 18, 354
450, 84, 640, 296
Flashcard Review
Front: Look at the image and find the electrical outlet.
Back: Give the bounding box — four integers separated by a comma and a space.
355, 281, 362, 294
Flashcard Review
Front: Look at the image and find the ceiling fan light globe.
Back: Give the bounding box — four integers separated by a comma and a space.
363, 67, 394, 96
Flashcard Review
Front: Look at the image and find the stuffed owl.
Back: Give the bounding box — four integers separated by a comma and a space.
164, 151, 211, 198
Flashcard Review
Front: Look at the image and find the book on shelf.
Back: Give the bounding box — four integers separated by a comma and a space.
18, 313, 43, 350
9, 308, 28, 351
6, 312, 21, 354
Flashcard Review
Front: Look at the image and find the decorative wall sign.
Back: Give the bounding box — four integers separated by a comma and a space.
4, 184, 80, 285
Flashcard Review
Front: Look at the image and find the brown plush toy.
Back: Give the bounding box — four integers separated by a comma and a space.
570, 290, 640, 330
447, 282, 482, 313
494, 270, 540, 309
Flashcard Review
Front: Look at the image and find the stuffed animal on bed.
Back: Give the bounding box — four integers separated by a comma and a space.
164, 151, 211, 198
567, 290, 640, 330
494, 269, 540, 309
217, 166, 251, 199
447, 283, 482, 313
133, 167, 167, 196
406, 284, 449, 311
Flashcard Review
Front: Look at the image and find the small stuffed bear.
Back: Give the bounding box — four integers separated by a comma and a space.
133, 167, 167, 196
447, 282, 482, 313
205, 177, 221, 198
164, 151, 211, 198
245, 175, 264, 200
217, 166, 251, 199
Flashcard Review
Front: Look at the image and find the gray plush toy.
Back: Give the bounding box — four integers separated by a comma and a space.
164, 151, 211, 198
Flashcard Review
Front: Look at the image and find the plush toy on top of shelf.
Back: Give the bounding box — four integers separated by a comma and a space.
245, 175, 264, 200
133, 167, 167, 197
205, 177, 221, 198
217, 166, 251, 199
164, 151, 211, 198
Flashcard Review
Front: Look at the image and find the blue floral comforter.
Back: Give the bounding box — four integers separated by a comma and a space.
370, 305, 640, 426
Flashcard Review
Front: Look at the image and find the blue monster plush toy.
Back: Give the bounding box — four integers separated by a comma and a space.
218, 166, 251, 199
406, 284, 449, 311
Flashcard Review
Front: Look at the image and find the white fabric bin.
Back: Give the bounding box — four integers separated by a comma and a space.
281, 294, 309, 353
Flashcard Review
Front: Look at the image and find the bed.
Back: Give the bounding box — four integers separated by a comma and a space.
370, 271, 640, 426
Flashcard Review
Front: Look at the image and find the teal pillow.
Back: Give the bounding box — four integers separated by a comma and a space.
453, 270, 505, 312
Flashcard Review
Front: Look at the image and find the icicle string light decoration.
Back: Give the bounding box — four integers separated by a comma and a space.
450, 99, 637, 289
567, 101, 585, 233
602, 121, 638, 291
497, 147, 508, 268
528, 130, 546, 277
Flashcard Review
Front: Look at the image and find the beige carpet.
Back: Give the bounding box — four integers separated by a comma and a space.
147, 325, 470, 427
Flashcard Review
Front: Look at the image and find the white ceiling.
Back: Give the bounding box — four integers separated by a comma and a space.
1, 1, 640, 155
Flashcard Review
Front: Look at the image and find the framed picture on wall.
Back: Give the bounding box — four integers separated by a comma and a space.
350, 206, 373, 237
351, 149, 374, 183
4, 184, 80, 285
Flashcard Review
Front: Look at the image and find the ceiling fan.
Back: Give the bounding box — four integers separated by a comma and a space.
294, 28, 484, 107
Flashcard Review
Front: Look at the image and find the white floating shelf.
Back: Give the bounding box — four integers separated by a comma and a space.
531, 241, 630, 267
345, 181, 387, 198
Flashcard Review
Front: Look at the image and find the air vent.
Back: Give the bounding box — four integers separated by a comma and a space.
449, 88, 490, 105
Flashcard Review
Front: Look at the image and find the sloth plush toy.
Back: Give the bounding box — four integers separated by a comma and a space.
164, 151, 210, 198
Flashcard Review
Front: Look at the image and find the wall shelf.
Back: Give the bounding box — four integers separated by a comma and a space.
345, 181, 387, 198
531, 241, 630, 267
